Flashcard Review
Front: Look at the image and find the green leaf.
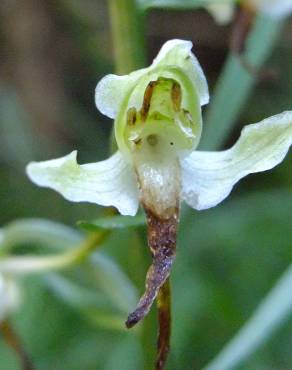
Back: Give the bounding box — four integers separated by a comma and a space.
90, 253, 138, 313
77, 214, 145, 232
45, 252, 138, 330
202, 263, 292, 370
0, 218, 82, 255
200, 14, 283, 150
104, 335, 143, 370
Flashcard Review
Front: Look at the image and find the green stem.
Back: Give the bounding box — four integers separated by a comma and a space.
107, 3, 149, 368
0, 231, 109, 275
108, 0, 146, 74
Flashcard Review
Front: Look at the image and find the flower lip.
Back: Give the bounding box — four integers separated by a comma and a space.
115, 69, 203, 159
123, 77, 199, 159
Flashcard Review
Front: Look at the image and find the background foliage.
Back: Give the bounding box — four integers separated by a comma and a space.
0, 1, 291, 369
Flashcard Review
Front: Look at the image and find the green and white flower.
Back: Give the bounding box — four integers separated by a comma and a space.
27, 39, 292, 219
26, 39, 292, 328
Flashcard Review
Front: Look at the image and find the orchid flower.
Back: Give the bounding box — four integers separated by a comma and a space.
26, 39, 292, 327
206, 0, 292, 24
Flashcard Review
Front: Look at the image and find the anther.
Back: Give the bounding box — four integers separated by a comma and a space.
171, 82, 182, 112
126, 107, 137, 126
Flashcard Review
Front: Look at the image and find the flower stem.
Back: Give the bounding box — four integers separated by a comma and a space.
156, 278, 171, 370
108, 0, 146, 74
125, 209, 177, 328
0, 320, 36, 370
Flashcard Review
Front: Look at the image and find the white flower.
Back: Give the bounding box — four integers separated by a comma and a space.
26, 39, 292, 219
206, 2, 236, 24
206, 0, 292, 23
26, 39, 292, 327
0, 274, 20, 322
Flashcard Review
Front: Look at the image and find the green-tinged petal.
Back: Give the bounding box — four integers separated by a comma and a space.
152, 39, 209, 106
95, 39, 208, 124
181, 111, 292, 210
26, 151, 139, 216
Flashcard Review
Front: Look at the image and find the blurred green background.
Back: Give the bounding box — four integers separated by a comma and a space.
0, 1, 291, 369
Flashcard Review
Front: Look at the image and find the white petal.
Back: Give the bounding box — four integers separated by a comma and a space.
26, 151, 139, 216
95, 74, 127, 119
95, 39, 209, 120
181, 111, 292, 210
95, 70, 146, 119
206, 3, 235, 24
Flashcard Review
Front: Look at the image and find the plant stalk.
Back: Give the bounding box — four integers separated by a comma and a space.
108, 0, 146, 74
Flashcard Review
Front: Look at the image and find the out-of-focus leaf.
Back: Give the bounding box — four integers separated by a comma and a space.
202, 263, 292, 370
45, 252, 138, 330
181, 188, 292, 251
14, 277, 120, 370
45, 274, 112, 308
105, 335, 143, 370
138, 0, 226, 11
0, 218, 82, 255
90, 253, 138, 313
77, 214, 145, 232
174, 188, 292, 368
46, 273, 127, 330
200, 14, 283, 150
